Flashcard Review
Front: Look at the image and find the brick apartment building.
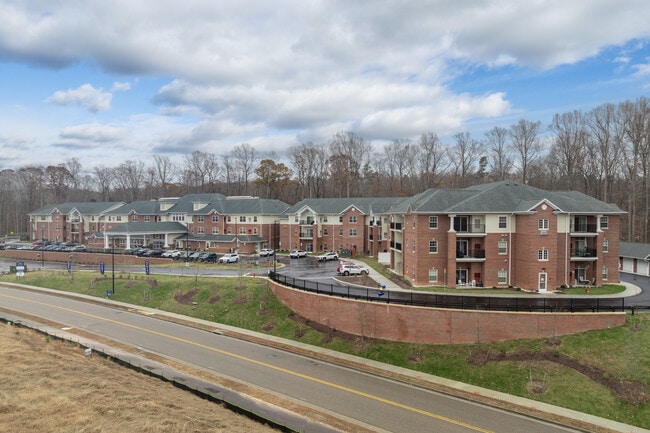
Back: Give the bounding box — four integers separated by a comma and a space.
28, 181, 624, 291
28, 194, 288, 254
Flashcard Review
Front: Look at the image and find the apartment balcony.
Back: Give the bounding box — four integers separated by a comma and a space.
571, 248, 598, 261
454, 224, 486, 236
390, 222, 402, 231
299, 231, 314, 239
390, 241, 402, 251
455, 249, 486, 261
299, 219, 315, 225
570, 223, 597, 235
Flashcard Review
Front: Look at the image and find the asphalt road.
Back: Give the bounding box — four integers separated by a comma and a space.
0, 284, 583, 433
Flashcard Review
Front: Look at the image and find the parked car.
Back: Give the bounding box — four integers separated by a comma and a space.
219, 253, 239, 263
188, 252, 202, 261
71, 245, 87, 252
144, 249, 164, 257
289, 250, 306, 258
200, 252, 218, 262
317, 251, 339, 261
337, 264, 369, 276
161, 249, 178, 258
175, 251, 191, 261
258, 248, 274, 257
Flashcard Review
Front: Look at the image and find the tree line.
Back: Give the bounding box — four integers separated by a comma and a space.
1, 97, 648, 242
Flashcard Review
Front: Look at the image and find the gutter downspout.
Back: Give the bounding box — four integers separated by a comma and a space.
565, 213, 570, 287
509, 213, 513, 287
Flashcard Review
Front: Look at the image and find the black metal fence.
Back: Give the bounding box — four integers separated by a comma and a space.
269, 271, 649, 314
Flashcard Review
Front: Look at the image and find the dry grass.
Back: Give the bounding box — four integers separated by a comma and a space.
0, 323, 278, 433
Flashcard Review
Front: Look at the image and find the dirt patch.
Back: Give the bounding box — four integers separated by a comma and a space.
261, 322, 276, 332
0, 323, 278, 433
336, 275, 380, 288
208, 295, 221, 304
233, 296, 248, 305
467, 348, 648, 404
174, 288, 200, 305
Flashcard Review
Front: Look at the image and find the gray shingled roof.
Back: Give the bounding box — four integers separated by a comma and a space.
29, 202, 123, 216
285, 197, 403, 215
391, 181, 625, 215
619, 242, 650, 260
105, 201, 162, 215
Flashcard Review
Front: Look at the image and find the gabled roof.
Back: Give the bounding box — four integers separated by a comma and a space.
29, 202, 124, 216
285, 197, 403, 215
166, 194, 289, 216
391, 181, 625, 215
105, 201, 162, 215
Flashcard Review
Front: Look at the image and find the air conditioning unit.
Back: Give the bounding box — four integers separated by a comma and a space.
540, 230, 548, 236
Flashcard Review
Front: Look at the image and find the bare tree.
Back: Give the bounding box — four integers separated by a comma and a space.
114, 160, 145, 202
232, 143, 258, 195
586, 103, 625, 202
153, 155, 175, 196
328, 131, 371, 197
484, 126, 513, 181
417, 132, 450, 189
509, 119, 542, 185
93, 165, 114, 202
621, 97, 650, 241
450, 132, 481, 188
383, 139, 415, 195
547, 110, 588, 190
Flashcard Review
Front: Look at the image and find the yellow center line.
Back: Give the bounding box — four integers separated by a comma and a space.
1, 292, 493, 433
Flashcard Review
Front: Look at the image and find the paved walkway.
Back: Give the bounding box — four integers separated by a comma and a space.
351, 258, 642, 298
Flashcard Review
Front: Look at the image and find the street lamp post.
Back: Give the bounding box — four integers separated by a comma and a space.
111, 237, 115, 294
41, 227, 44, 269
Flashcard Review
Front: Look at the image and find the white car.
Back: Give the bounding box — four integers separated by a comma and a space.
337, 264, 369, 276
161, 249, 178, 258
317, 251, 339, 261
289, 250, 307, 258
258, 248, 274, 257
218, 253, 239, 263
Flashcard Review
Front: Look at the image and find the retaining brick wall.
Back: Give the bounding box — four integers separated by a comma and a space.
269, 281, 627, 344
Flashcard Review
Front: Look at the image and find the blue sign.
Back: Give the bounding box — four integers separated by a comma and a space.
100, 261, 105, 275
106, 290, 112, 298
145, 260, 150, 275
66, 261, 71, 272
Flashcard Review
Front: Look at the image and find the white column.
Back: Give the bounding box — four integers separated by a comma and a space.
126, 235, 132, 249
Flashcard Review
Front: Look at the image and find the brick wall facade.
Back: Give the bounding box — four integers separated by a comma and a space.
269, 281, 627, 344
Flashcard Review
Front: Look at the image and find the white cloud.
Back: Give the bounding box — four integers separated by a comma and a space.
47, 84, 112, 112
55, 123, 128, 148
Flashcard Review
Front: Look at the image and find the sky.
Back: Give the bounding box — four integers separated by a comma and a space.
1, 0, 650, 172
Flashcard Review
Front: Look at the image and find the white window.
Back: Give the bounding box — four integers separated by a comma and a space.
227, 227, 232, 234
429, 216, 438, 229
239, 216, 246, 223
239, 227, 246, 234
172, 213, 185, 222
498, 270, 508, 284
339, 228, 343, 236
538, 248, 549, 261
116, 216, 122, 221
429, 240, 438, 253
228, 216, 232, 222
253, 228, 258, 234
498, 240, 507, 254
603, 239, 609, 253
197, 216, 204, 222
212, 215, 219, 222
323, 228, 328, 235
602, 266, 608, 280
323, 216, 328, 222
498, 216, 507, 229
601, 216, 609, 229
197, 227, 204, 234
253, 216, 258, 222
212, 227, 219, 235
428, 268, 438, 283
349, 215, 357, 223
339, 216, 343, 223
538, 218, 549, 230
349, 229, 357, 236
131, 215, 138, 222
144, 216, 150, 222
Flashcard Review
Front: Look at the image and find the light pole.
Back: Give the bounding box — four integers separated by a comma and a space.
41, 227, 44, 269
111, 237, 115, 294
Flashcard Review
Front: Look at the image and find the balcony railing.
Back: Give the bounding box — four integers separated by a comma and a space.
456, 249, 486, 259
570, 223, 597, 233
299, 230, 313, 238
571, 248, 597, 258
390, 241, 402, 251
455, 224, 486, 234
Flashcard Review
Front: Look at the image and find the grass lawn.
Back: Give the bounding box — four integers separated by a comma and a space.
1, 269, 648, 430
